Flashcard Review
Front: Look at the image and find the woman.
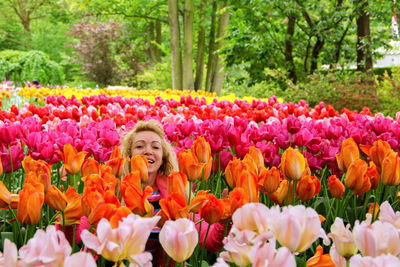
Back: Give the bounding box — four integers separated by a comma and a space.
120, 120, 228, 266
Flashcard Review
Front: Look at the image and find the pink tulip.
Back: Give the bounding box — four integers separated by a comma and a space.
81, 214, 159, 264
350, 254, 400, 267
220, 229, 272, 266
220, 229, 294, 267
329, 245, 347, 267
328, 218, 358, 259
353, 218, 400, 257
251, 242, 296, 267
0, 239, 20, 266
379, 201, 400, 230
159, 218, 198, 263
232, 203, 270, 233
64, 252, 97, 267
268, 205, 328, 253
19, 225, 72, 266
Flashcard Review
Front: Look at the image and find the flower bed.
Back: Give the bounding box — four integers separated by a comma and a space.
0, 87, 399, 266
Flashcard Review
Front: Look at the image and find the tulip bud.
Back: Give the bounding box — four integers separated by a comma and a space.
296, 175, 321, 202
130, 155, 149, 183
328, 175, 345, 199
159, 218, 198, 263
280, 147, 307, 181
336, 138, 360, 172
345, 159, 367, 191
258, 166, 280, 194
381, 149, 400, 186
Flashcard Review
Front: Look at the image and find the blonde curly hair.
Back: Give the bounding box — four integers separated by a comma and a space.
120, 119, 178, 178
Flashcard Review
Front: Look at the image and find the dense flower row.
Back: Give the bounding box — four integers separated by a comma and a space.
0, 94, 399, 178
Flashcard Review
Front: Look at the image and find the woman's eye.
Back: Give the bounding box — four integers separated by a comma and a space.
153, 146, 160, 150
135, 145, 143, 149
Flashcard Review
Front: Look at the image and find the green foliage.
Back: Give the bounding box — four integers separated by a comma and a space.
223, 64, 290, 99
136, 61, 172, 90
0, 50, 64, 85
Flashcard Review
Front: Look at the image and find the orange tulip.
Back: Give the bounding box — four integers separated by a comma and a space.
105, 146, 126, 178
296, 175, 321, 202
328, 175, 345, 199
229, 187, 249, 216
45, 185, 67, 211
191, 137, 213, 180
22, 156, 52, 192
258, 166, 280, 194
345, 159, 367, 191
17, 182, 44, 225
381, 149, 400, 186
81, 186, 106, 217
191, 136, 212, 164
178, 150, 206, 181
270, 179, 294, 206
199, 194, 225, 225
120, 172, 154, 216
280, 147, 307, 181
88, 202, 118, 226
158, 193, 189, 227
351, 173, 371, 196
61, 144, 88, 175
0, 157, 2, 176
130, 155, 149, 183
63, 187, 84, 225
306, 245, 335, 267
167, 171, 189, 201
0, 181, 12, 208
225, 157, 246, 188
367, 161, 380, 189
248, 146, 265, 174
236, 169, 259, 202
360, 139, 392, 171
336, 138, 360, 172
243, 154, 259, 175
81, 157, 100, 177
109, 206, 132, 228
189, 190, 210, 213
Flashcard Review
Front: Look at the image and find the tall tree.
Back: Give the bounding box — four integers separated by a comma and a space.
355, 0, 373, 72
212, 1, 230, 95
168, 0, 183, 90
183, 0, 194, 90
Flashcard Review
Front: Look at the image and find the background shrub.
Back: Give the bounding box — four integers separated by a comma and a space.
0, 50, 64, 85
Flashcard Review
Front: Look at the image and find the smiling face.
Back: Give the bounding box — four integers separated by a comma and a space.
131, 130, 164, 178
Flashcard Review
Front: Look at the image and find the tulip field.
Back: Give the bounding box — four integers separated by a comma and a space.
0, 85, 400, 266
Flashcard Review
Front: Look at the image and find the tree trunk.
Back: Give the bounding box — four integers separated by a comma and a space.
155, 20, 162, 62
211, 1, 229, 96
310, 37, 324, 73
168, 0, 183, 90
183, 0, 194, 90
356, 0, 373, 72
205, 1, 217, 92
149, 21, 157, 62
333, 22, 350, 65
194, 0, 207, 91
285, 14, 297, 83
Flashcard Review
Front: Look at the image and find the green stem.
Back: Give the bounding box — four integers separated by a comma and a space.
61, 211, 65, 233
200, 224, 211, 262
48, 211, 61, 225
8, 205, 22, 245
286, 180, 292, 206
346, 259, 350, 267
292, 180, 298, 205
